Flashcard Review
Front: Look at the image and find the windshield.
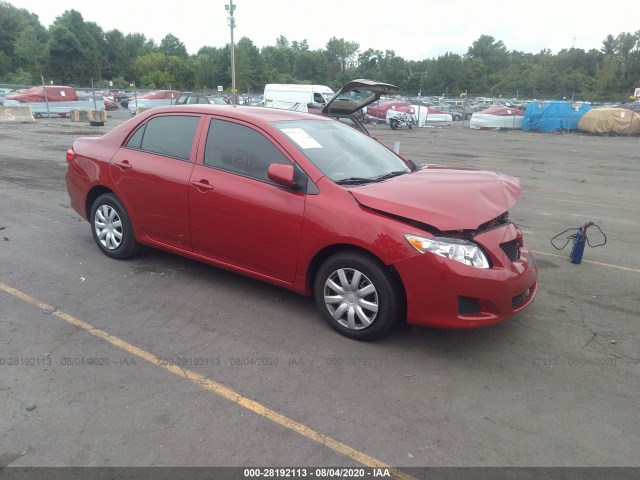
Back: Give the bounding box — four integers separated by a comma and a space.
275, 119, 410, 184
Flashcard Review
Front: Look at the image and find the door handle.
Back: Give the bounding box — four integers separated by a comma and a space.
191, 180, 214, 191
114, 160, 132, 171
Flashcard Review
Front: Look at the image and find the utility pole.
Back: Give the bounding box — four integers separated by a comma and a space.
225, 0, 237, 106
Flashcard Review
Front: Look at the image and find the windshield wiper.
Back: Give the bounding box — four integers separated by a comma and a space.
373, 170, 409, 181
334, 177, 377, 185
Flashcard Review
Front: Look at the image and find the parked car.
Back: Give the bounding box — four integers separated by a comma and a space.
65, 105, 538, 340
240, 95, 262, 106
103, 97, 118, 111
207, 95, 230, 105
119, 95, 132, 108
76, 93, 116, 111
128, 90, 181, 115
173, 92, 216, 105
432, 105, 465, 121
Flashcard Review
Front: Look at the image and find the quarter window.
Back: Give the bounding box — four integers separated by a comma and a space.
126, 115, 200, 161
204, 119, 289, 181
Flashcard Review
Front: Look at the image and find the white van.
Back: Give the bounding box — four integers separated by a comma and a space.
263, 84, 334, 110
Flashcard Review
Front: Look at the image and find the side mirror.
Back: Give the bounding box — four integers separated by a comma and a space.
268, 163, 295, 188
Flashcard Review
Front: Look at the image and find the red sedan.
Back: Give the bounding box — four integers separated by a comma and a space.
65, 105, 537, 339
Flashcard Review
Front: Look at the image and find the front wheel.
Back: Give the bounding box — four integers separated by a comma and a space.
90, 193, 140, 259
314, 251, 403, 340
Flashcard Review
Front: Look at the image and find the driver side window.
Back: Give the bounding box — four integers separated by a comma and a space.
204, 119, 290, 182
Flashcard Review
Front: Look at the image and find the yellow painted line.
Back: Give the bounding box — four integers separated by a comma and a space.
0, 281, 415, 480
531, 250, 640, 273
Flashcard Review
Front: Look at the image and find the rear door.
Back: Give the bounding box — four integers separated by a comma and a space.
110, 114, 202, 250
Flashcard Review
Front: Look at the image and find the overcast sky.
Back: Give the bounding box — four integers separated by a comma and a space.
7, 0, 639, 61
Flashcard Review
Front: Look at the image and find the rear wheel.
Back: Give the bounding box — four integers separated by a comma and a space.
90, 193, 140, 259
389, 118, 399, 130
314, 251, 402, 340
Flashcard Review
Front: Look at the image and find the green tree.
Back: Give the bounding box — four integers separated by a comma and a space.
325, 37, 359, 76
160, 33, 188, 59
194, 46, 227, 92
467, 35, 509, 71
595, 55, 623, 98
601, 35, 616, 55
3, 2, 640, 102
234, 37, 263, 93
47, 10, 101, 84
614, 32, 638, 81
121, 33, 157, 81
102, 29, 127, 84
13, 24, 48, 80
0, 2, 47, 80
291, 39, 309, 51
133, 52, 177, 89
293, 50, 331, 85
423, 52, 467, 96
275, 35, 289, 48
261, 45, 292, 79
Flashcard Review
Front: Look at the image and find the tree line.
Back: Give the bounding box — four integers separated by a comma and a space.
1, 2, 639, 102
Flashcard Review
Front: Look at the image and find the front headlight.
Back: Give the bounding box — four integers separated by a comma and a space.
405, 234, 490, 268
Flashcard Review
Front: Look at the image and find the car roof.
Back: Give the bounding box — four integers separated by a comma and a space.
141, 104, 331, 124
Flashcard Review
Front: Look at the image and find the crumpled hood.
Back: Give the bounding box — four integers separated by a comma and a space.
350, 167, 521, 231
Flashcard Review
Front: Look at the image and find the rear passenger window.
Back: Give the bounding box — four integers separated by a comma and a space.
126, 123, 145, 150
126, 115, 200, 161
204, 119, 289, 181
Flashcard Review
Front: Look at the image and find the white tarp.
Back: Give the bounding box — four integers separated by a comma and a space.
470, 113, 523, 129
470, 106, 524, 130
411, 105, 452, 126
3, 99, 104, 117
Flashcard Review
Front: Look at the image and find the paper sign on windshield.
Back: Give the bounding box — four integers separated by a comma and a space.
281, 128, 323, 149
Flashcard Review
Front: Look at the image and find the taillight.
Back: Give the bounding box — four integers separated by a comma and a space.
66, 149, 75, 163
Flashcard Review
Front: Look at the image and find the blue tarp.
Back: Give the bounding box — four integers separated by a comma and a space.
523, 101, 592, 132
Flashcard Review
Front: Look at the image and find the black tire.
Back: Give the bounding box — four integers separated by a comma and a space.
90, 120, 104, 127
314, 251, 402, 340
90, 193, 140, 259
389, 118, 399, 130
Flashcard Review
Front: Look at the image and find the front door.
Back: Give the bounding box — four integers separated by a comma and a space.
189, 118, 305, 283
